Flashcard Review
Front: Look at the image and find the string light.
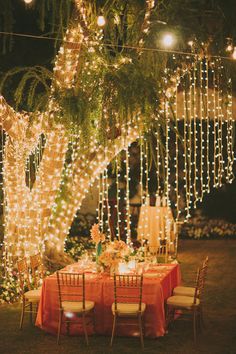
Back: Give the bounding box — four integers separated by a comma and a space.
97, 16, 106, 27
125, 147, 131, 245
162, 33, 175, 48
232, 47, 236, 59
1, 0, 235, 302
115, 157, 121, 240
193, 62, 198, 206
174, 79, 180, 219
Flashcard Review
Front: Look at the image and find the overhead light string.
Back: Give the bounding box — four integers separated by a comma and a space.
1, 30, 236, 61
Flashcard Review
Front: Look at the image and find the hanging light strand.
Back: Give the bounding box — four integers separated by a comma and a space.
183, 83, 190, 218
212, 63, 217, 187
199, 59, 204, 200
174, 80, 180, 219
165, 98, 170, 206
140, 136, 144, 205
125, 147, 131, 245
205, 59, 211, 192
104, 167, 112, 240
187, 69, 193, 213
115, 156, 121, 240
193, 62, 198, 206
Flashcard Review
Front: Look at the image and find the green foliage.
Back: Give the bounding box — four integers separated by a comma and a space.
180, 215, 236, 239
65, 235, 95, 261
0, 66, 52, 111
0, 267, 19, 303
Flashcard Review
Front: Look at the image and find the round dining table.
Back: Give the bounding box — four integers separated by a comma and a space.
36, 262, 181, 338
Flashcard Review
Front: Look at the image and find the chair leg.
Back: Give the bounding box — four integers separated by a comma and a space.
66, 321, 70, 336
19, 298, 25, 330
29, 302, 33, 325
138, 315, 144, 349
82, 313, 89, 346
92, 308, 96, 332
110, 315, 117, 347
34, 303, 39, 323
166, 306, 175, 330
199, 306, 205, 329
57, 311, 63, 345
193, 309, 197, 343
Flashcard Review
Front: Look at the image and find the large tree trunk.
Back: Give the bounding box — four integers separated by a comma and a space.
1, 0, 235, 271
1, 2, 87, 267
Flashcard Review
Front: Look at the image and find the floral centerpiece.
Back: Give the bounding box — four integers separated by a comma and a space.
98, 240, 131, 273
90, 224, 105, 263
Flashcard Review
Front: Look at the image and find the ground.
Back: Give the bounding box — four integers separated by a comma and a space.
0, 239, 236, 354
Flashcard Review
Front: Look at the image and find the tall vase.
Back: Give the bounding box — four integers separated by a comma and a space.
96, 241, 102, 264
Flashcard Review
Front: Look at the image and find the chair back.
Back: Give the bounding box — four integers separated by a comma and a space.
113, 274, 143, 312
197, 256, 209, 300
30, 253, 45, 288
56, 272, 86, 309
193, 257, 209, 303
17, 258, 31, 295
149, 239, 169, 263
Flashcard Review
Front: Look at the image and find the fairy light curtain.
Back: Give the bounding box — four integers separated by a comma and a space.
97, 56, 235, 241
0, 0, 235, 279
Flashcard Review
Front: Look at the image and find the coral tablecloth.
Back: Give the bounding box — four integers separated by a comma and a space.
36, 263, 181, 338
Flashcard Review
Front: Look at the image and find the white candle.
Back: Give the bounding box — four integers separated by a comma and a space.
128, 260, 136, 270
118, 262, 129, 274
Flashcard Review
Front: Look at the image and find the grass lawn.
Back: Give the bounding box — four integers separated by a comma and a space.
0, 239, 236, 354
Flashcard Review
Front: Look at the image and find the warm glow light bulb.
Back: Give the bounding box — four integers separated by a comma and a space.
97, 16, 106, 27
226, 44, 233, 52
162, 33, 175, 47
24, 0, 33, 3
232, 47, 236, 59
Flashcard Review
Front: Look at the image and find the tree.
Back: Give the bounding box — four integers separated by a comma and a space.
0, 0, 235, 272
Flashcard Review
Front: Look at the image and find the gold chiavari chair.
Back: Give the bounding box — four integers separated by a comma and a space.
17, 258, 41, 329
56, 272, 95, 345
166, 259, 208, 342
111, 274, 146, 349
30, 253, 45, 289
149, 239, 169, 263
173, 256, 209, 297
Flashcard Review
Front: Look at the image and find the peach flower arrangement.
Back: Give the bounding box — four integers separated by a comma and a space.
98, 240, 131, 270
90, 223, 105, 244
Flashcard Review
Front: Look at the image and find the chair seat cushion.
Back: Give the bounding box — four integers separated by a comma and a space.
62, 300, 95, 313
112, 302, 146, 316
24, 289, 41, 302
167, 295, 200, 309
173, 286, 196, 297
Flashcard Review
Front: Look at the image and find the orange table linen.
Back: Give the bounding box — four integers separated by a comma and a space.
36, 263, 181, 338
